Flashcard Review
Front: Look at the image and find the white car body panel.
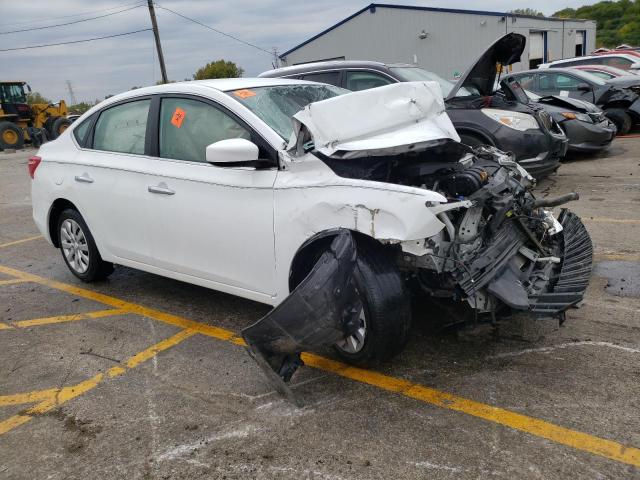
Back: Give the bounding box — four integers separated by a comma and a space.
32, 78, 455, 307
288, 81, 460, 157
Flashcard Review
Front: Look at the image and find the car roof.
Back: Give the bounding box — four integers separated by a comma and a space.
259, 60, 414, 77
98, 77, 320, 104
508, 68, 605, 83
548, 53, 639, 64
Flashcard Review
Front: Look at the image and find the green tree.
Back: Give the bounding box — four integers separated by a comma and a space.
26, 91, 50, 105
193, 60, 244, 80
68, 102, 93, 115
509, 8, 545, 16
553, 0, 640, 48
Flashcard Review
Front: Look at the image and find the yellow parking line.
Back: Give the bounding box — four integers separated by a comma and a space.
0, 235, 42, 249
0, 322, 12, 330
0, 278, 28, 286
0, 329, 195, 436
585, 217, 640, 224
595, 253, 640, 262
11, 309, 126, 328
0, 263, 638, 467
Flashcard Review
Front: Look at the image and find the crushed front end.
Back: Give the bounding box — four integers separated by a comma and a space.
396, 145, 592, 322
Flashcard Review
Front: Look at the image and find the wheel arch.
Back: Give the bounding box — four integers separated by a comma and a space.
456, 127, 495, 146
288, 229, 391, 292
48, 198, 80, 247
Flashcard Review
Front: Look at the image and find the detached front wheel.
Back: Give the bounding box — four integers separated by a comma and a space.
58, 209, 114, 282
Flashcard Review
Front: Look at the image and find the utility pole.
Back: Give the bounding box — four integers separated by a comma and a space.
147, 0, 168, 84
271, 47, 280, 69
66, 80, 77, 105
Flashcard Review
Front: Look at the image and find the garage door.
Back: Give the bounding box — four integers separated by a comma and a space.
529, 31, 545, 68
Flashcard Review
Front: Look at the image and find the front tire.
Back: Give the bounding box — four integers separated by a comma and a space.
333, 240, 412, 366
57, 209, 114, 282
50, 117, 71, 139
605, 108, 632, 135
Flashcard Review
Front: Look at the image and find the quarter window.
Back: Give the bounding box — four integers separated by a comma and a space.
159, 98, 250, 162
601, 57, 633, 69
73, 115, 93, 146
346, 71, 393, 91
93, 100, 150, 155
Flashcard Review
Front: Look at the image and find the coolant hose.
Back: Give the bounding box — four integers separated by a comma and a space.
532, 192, 579, 208
437, 212, 456, 242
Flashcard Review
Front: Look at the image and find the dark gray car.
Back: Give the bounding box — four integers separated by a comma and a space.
523, 88, 616, 152
505, 68, 640, 134
260, 33, 568, 179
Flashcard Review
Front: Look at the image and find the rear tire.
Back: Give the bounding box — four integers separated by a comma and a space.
604, 108, 632, 135
0, 121, 24, 150
57, 209, 114, 282
333, 240, 412, 366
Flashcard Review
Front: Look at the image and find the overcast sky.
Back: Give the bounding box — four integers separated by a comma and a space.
2, 0, 599, 103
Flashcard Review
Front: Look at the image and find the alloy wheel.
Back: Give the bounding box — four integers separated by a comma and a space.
60, 219, 90, 274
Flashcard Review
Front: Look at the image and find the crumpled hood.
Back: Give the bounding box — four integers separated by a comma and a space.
287, 81, 460, 158
537, 95, 601, 113
447, 33, 526, 100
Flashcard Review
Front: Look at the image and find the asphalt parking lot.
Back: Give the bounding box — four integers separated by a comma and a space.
1, 141, 639, 479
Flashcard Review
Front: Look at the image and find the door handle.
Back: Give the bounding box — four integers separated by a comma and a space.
74, 174, 94, 184
148, 183, 175, 195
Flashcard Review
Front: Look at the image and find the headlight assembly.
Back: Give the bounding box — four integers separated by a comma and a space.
561, 112, 593, 123
481, 108, 539, 131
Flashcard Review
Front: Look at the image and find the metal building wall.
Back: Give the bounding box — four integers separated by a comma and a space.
280, 6, 596, 79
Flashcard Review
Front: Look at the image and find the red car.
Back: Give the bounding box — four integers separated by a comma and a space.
572, 64, 640, 80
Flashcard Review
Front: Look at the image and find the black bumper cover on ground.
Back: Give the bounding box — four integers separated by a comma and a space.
241, 231, 361, 405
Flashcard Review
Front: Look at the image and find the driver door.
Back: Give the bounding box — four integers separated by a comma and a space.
144, 95, 278, 299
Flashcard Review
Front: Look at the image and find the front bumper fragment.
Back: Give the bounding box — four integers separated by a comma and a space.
528, 210, 593, 317
241, 230, 361, 405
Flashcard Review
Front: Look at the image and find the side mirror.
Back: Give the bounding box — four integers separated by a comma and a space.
205, 138, 259, 165
577, 83, 592, 92
630, 62, 640, 71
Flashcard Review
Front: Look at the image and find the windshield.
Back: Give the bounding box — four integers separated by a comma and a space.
389, 67, 474, 96
227, 84, 347, 140
0, 84, 27, 103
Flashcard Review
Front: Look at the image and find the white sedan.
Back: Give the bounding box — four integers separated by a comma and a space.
30, 78, 591, 389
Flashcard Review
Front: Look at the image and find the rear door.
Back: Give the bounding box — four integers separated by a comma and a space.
143, 94, 278, 297
72, 97, 156, 264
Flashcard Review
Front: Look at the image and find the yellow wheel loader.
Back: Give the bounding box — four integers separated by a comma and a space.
0, 81, 71, 150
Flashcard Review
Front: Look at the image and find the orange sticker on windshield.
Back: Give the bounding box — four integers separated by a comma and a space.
233, 89, 256, 99
171, 107, 186, 128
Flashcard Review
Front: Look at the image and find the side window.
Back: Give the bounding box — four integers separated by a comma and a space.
93, 100, 150, 154
602, 57, 633, 69
588, 70, 614, 80
555, 74, 582, 90
159, 97, 250, 163
538, 73, 559, 92
301, 71, 341, 86
72, 114, 93, 146
346, 71, 393, 91
512, 74, 536, 90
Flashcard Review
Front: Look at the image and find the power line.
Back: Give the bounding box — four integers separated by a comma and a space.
0, 28, 152, 52
154, 3, 273, 55
0, 1, 145, 28
0, 4, 145, 35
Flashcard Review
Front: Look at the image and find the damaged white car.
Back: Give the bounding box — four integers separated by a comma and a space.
30, 79, 592, 400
